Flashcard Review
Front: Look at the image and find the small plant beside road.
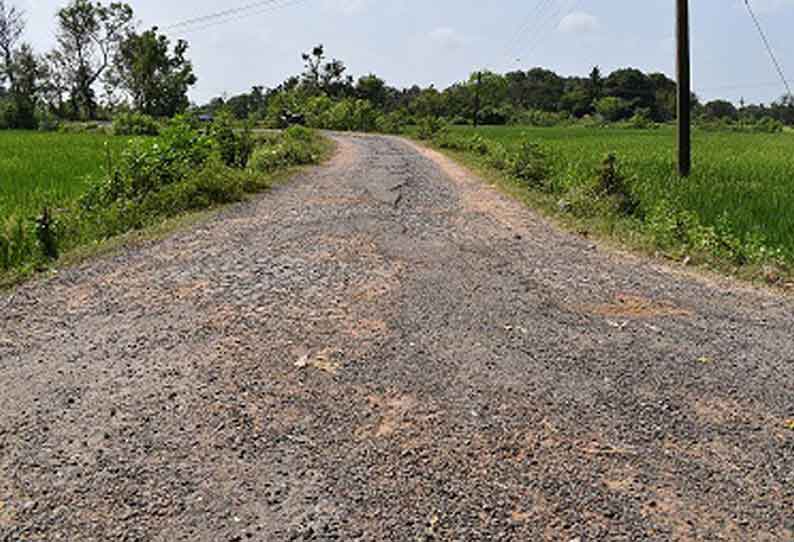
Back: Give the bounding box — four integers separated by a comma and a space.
0, 118, 329, 282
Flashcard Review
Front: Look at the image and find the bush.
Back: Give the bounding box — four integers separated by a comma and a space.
509, 141, 550, 188
595, 153, 637, 215
465, 134, 490, 155
210, 112, 255, 168
248, 127, 321, 173
417, 116, 447, 140
595, 97, 632, 123
375, 111, 408, 134
484, 141, 511, 170
80, 118, 214, 211
753, 117, 784, 133
36, 109, 61, 132
509, 109, 570, 127
628, 108, 653, 129
321, 99, 379, 132
113, 112, 160, 136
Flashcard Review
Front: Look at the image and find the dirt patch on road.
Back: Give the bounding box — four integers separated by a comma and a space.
585, 293, 693, 319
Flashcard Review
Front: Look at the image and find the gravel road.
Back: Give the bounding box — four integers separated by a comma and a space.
2, 134, 793, 541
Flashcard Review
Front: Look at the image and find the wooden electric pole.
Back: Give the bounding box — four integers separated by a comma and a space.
473, 71, 482, 128
677, 0, 692, 177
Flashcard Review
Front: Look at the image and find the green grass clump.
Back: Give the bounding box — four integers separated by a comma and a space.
0, 121, 329, 281
437, 125, 794, 282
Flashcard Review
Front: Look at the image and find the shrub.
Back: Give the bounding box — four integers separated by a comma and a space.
321, 98, 379, 132
417, 116, 447, 140
466, 135, 490, 155
248, 133, 317, 173
36, 109, 61, 132
628, 108, 653, 129
509, 109, 570, 127
210, 112, 255, 168
595, 153, 637, 215
35, 207, 59, 260
509, 141, 550, 189
484, 141, 511, 170
113, 112, 160, 136
595, 97, 632, 123
753, 117, 784, 133
375, 111, 408, 134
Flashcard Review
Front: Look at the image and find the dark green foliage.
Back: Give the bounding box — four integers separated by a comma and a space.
35, 207, 58, 260
0, 117, 326, 274
112, 111, 160, 135
210, 112, 254, 168
375, 111, 408, 134
248, 126, 324, 173
510, 141, 550, 188
704, 100, 738, 121
417, 116, 447, 140
595, 153, 637, 215
52, 0, 134, 120
112, 27, 196, 118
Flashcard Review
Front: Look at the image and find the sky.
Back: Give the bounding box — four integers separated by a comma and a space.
16, 0, 794, 105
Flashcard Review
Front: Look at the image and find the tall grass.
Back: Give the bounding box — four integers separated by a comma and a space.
0, 125, 328, 280
0, 131, 131, 220
452, 126, 794, 264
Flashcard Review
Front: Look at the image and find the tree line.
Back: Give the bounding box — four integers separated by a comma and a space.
0, 0, 196, 129
204, 45, 794, 130
1, 0, 791, 134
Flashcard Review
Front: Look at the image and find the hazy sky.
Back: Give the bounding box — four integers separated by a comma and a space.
16, 0, 794, 105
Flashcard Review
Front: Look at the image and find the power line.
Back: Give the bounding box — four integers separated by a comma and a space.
515, 0, 580, 66
163, 0, 282, 30
501, 0, 555, 64
743, 0, 792, 97
512, 0, 563, 64
169, 0, 312, 36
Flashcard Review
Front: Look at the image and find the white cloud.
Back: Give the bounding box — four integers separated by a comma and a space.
558, 11, 600, 34
429, 27, 464, 50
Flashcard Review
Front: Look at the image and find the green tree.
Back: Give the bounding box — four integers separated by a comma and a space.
301, 44, 352, 98
524, 68, 565, 111
356, 74, 387, 109
112, 27, 196, 117
560, 86, 592, 117
704, 99, 738, 121
604, 68, 655, 115
587, 66, 604, 102
0, 0, 24, 87
51, 0, 133, 119
8, 43, 46, 128
648, 72, 677, 121
595, 96, 632, 122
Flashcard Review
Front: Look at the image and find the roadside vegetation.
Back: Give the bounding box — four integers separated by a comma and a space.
2, 0, 792, 287
201, 45, 794, 135
0, 117, 328, 281
420, 124, 794, 285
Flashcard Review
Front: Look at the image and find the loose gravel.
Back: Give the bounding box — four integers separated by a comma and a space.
1, 134, 793, 541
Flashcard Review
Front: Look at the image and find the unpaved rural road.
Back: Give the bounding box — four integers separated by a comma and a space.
2, 134, 793, 541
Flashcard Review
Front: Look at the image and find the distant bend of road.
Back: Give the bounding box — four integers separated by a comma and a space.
1, 133, 793, 541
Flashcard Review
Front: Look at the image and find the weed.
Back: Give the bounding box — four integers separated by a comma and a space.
35, 207, 59, 261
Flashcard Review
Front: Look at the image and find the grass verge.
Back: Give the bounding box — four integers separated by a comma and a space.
1, 124, 334, 290
416, 128, 794, 291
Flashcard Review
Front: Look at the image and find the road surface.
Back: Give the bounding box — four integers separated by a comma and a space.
2, 134, 793, 541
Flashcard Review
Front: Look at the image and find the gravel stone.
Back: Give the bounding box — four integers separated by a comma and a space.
1, 134, 793, 540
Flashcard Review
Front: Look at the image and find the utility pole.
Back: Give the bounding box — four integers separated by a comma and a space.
473, 71, 482, 128
677, 0, 691, 177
